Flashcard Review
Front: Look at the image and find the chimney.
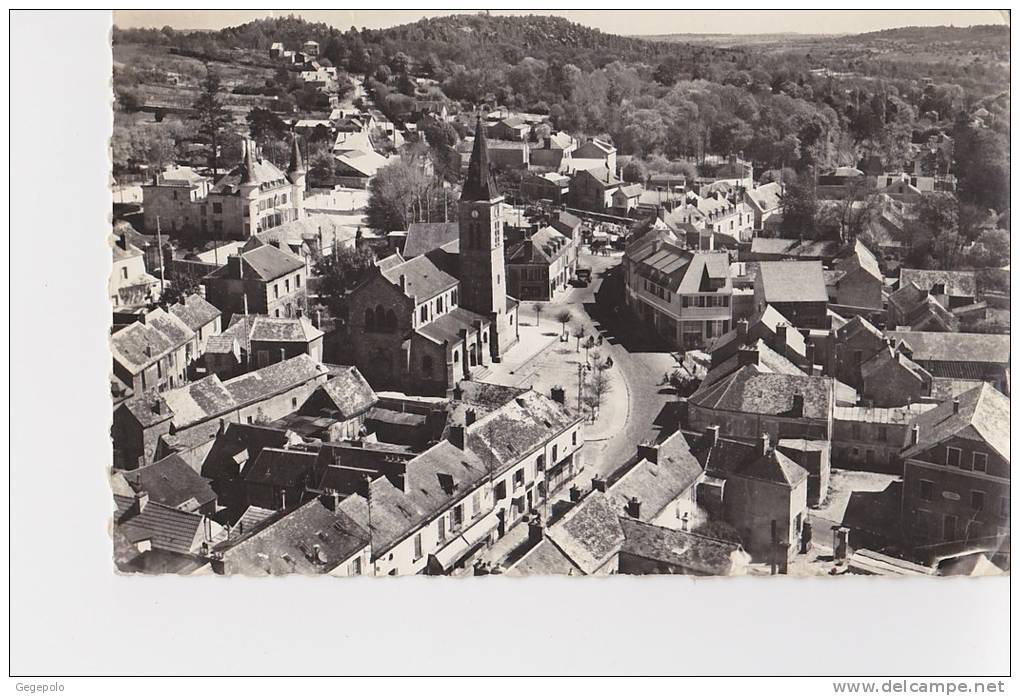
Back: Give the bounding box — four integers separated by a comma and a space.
218, 418, 228, 435
452, 383, 463, 400
705, 425, 720, 448
775, 323, 788, 353
278, 348, 287, 363
792, 392, 805, 418
150, 399, 162, 415
736, 319, 749, 343
449, 424, 465, 449
637, 442, 659, 464
911, 424, 920, 446
399, 275, 406, 292
550, 386, 566, 404
465, 408, 477, 426
527, 514, 545, 544
626, 497, 642, 519
758, 432, 770, 457
227, 254, 243, 278
569, 485, 582, 503
737, 344, 758, 367
805, 343, 816, 375
591, 475, 607, 493
952, 397, 960, 414
117, 234, 128, 250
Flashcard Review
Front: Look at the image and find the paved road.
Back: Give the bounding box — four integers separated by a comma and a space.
540, 250, 681, 480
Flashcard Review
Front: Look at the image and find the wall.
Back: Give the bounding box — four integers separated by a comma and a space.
688, 404, 831, 444
724, 475, 806, 563
831, 419, 910, 474
836, 268, 883, 310
862, 358, 930, 408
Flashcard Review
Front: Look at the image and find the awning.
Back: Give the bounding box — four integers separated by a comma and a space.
428, 508, 500, 572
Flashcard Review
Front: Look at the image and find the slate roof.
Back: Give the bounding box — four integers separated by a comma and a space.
317, 366, 377, 419
210, 156, 290, 195
506, 226, 571, 265
461, 118, 500, 201
205, 244, 305, 282
606, 430, 704, 522
899, 269, 977, 298
730, 447, 808, 487
756, 260, 829, 303
122, 391, 173, 428
745, 182, 783, 213
110, 322, 175, 374
162, 375, 239, 429
122, 455, 217, 511
144, 307, 194, 349
417, 307, 491, 345
224, 354, 327, 406
546, 491, 625, 575
709, 305, 807, 359
379, 253, 458, 302
505, 538, 581, 576
689, 365, 833, 420
248, 316, 324, 343
168, 295, 221, 332
118, 501, 204, 554
887, 331, 1011, 365
220, 496, 370, 574
836, 240, 883, 282
111, 235, 144, 262
902, 383, 1010, 462
403, 222, 460, 258
580, 166, 622, 189
255, 214, 354, 249
244, 447, 318, 488
552, 211, 582, 235
750, 238, 841, 261
861, 346, 932, 384
619, 517, 746, 575
703, 339, 805, 387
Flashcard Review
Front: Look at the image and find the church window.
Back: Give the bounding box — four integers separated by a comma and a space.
420, 305, 428, 323
385, 310, 397, 332
364, 308, 375, 330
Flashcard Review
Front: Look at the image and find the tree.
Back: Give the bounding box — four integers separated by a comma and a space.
620, 159, 647, 184
246, 107, 288, 142
531, 302, 543, 326
778, 178, 819, 239
191, 67, 232, 176
572, 324, 586, 352
584, 365, 613, 420
365, 159, 435, 232
160, 264, 204, 306
555, 309, 573, 336
313, 246, 377, 317
966, 228, 1010, 268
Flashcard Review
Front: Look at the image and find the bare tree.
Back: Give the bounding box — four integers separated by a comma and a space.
572, 324, 586, 352
531, 302, 543, 326
555, 309, 573, 336
584, 366, 613, 420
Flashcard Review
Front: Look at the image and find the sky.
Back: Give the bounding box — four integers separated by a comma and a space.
112, 9, 1008, 36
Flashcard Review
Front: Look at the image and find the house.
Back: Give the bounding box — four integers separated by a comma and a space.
290, 366, 378, 442
887, 282, 959, 332
117, 498, 224, 557
243, 447, 319, 510
743, 182, 784, 233
110, 307, 194, 400
570, 138, 616, 173
900, 384, 1010, 559
331, 149, 391, 189
165, 139, 306, 240
702, 339, 806, 389
167, 294, 222, 362
529, 132, 575, 171
753, 261, 829, 329
505, 226, 576, 301
709, 306, 810, 371
703, 154, 754, 189
898, 269, 977, 310
301, 40, 319, 56
830, 240, 884, 310
111, 392, 175, 469
247, 315, 325, 366
606, 429, 705, 528
140, 165, 212, 236
833, 314, 891, 389
693, 431, 808, 565
520, 171, 570, 205
402, 222, 460, 258
748, 238, 842, 264
568, 165, 624, 212
623, 230, 733, 350
832, 403, 938, 473
688, 366, 834, 443
775, 439, 830, 507
201, 240, 307, 321
550, 211, 584, 250
110, 234, 160, 309
486, 117, 529, 142
617, 517, 749, 575
860, 342, 933, 407
886, 331, 1010, 395
218, 495, 370, 576
255, 214, 355, 260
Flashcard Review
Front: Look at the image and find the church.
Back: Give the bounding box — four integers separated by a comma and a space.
345, 120, 520, 395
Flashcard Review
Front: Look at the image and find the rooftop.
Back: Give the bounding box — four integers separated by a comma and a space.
690, 365, 833, 420
757, 260, 829, 303
899, 269, 977, 297
619, 517, 746, 575
122, 455, 217, 511
379, 252, 458, 302
902, 383, 1009, 462
887, 331, 1011, 365
167, 295, 221, 332
546, 491, 625, 575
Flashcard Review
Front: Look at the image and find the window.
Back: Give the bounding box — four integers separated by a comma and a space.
495, 480, 506, 501
437, 516, 446, 543
572, 431, 577, 446
918, 479, 934, 502
285, 279, 290, 293
877, 427, 887, 443
973, 452, 988, 473
513, 468, 525, 490
437, 296, 443, 313
943, 515, 957, 542
536, 454, 545, 472
946, 447, 961, 467
274, 284, 280, 299
350, 557, 362, 576
971, 491, 985, 511
471, 490, 482, 518
291, 397, 298, 408
274, 309, 280, 318
247, 416, 254, 424
213, 202, 222, 214
453, 350, 459, 363
452, 504, 464, 530
364, 308, 375, 330
420, 305, 428, 323
413, 533, 423, 560
295, 274, 301, 288
552, 444, 558, 462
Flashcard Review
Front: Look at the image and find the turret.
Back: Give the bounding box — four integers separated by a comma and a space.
239, 140, 261, 236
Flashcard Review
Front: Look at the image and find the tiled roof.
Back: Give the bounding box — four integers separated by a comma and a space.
205, 244, 304, 282
579, 166, 622, 188
111, 235, 144, 262
317, 366, 377, 419
505, 538, 581, 576
403, 222, 460, 258
903, 383, 1009, 461
757, 260, 828, 303
887, 331, 1011, 365
220, 496, 369, 574
690, 365, 833, 420
168, 295, 221, 332
255, 214, 354, 249
379, 253, 458, 302
144, 307, 194, 349
709, 305, 807, 359
224, 354, 327, 406
465, 390, 579, 474
861, 346, 932, 384
110, 322, 175, 374
745, 182, 783, 213
619, 517, 746, 575
506, 226, 571, 265
730, 447, 808, 487
546, 491, 624, 575
416, 307, 490, 346
248, 316, 324, 343
606, 430, 704, 521
703, 339, 805, 387
123, 454, 217, 511
163, 375, 239, 429
118, 501, 204, 554
244, 447, 318, 488
210, 156, 290, 195
899, 269, 977, 297
122, 391, 173, 428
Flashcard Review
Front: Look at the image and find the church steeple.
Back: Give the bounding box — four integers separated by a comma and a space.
461, 117, 499, 202
287, 133, 305, 175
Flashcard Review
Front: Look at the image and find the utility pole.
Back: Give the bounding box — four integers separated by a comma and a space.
155, 216, 166, 297
576, 362, 584, 416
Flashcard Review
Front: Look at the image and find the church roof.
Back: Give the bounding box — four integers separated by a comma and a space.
461, 118, 500, 202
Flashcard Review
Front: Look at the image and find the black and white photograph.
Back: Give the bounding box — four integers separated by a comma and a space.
8, 7, 1014, 681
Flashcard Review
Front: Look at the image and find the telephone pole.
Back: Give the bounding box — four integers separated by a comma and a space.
155, 216, 166, 297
